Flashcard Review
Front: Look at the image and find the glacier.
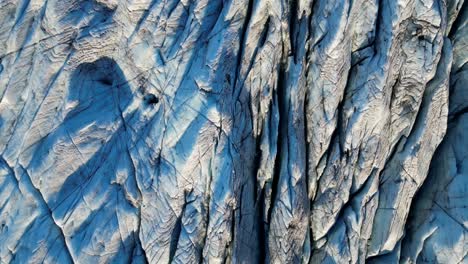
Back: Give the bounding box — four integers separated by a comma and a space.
0, 0, 466, 263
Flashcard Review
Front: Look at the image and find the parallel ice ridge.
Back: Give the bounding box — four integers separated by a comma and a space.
0, 0, 466, 263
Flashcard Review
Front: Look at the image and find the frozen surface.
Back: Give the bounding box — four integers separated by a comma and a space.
0, 0, 466, 263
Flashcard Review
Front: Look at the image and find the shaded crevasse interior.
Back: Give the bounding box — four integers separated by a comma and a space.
0, 0, 466, 263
